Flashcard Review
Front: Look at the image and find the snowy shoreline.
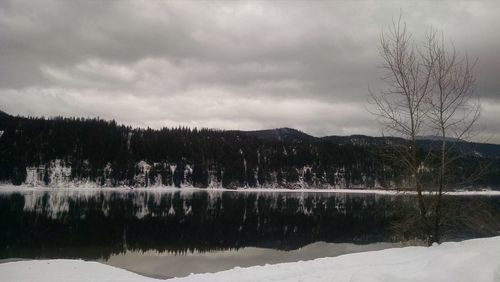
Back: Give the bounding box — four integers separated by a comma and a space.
1, 236, 500, 282
1, 185, 500, 196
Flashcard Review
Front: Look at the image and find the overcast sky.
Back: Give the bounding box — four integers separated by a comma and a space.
1, 1, 499, 142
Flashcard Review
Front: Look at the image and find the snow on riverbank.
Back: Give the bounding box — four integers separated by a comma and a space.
0, 259, 158, 282
1, 236, 500, 282
1, 184, 500, 196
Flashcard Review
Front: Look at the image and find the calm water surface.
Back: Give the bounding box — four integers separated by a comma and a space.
0, 188, 499, 278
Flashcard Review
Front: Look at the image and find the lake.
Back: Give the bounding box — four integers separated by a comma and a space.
1, 188, 499, 279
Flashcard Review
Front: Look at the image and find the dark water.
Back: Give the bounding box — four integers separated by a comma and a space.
0, 188, 499, 278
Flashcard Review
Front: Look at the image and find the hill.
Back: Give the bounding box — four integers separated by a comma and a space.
0, 112, 498, 189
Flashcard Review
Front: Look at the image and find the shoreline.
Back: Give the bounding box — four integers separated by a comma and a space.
1, 185, 499, 196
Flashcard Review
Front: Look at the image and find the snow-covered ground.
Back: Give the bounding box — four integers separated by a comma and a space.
1, 184, 500, 196
1, 236, 500, 282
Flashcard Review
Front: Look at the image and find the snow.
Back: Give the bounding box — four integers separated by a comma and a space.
2, 236, 500, 282
0, 259, 159, 282
174, 236, 500, 282
24, 159, 72, 187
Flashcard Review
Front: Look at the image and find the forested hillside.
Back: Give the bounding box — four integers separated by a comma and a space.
0, 111, 498, 189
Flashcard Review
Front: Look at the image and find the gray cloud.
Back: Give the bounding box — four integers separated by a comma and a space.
0, 0, 499, 142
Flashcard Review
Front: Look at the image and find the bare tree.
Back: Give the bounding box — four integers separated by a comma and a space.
371, 17, 481, 245
424, 32, 480, 243
370, 17, 434, 241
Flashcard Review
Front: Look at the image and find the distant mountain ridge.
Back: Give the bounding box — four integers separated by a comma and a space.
1, 111, 499, 157
232, 128, 318, 143
235, 128, 399, 145
0, 110, 497, 145
232, 127, 500, 158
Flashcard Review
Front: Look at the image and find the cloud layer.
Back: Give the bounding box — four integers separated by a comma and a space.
0, 1, 499, 141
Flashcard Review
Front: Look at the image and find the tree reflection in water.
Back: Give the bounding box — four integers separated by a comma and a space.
0, 190, 498, 260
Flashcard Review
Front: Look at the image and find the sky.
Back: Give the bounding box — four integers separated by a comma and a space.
0, 1, 499, 142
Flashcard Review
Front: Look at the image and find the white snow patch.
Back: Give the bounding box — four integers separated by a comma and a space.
25, 159, 72, 187
2, 236, 500, 282
134, 161, 152, 187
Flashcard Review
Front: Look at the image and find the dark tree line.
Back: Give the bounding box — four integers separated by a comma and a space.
0, 112, 498, 189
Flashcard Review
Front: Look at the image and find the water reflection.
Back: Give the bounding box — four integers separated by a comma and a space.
0, 189, 498, 262
101, 241, 402, 279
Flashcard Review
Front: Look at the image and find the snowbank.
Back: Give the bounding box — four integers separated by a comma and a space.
0, 259, 159, 282
1, 236, 500, 282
